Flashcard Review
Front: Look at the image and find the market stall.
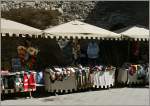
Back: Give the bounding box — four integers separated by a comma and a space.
87, 65, 116, 89
116, 25, 149, 85
44, 67, 77, 93
1, 71, 36, 94
44, 65, 116, 93
1, 18, 42, 96
117, 63, 148, 85
43, 20, 121, 92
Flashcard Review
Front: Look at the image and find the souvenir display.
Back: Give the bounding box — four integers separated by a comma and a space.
117, 63, 148, 85
44, 65, 116, 92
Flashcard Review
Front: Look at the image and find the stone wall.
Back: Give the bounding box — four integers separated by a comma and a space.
1, 0, 149, 29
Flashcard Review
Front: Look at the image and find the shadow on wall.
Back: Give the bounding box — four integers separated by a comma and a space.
84, 1, 149, 30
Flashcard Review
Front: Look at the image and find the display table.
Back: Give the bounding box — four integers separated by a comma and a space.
92, 67, 116, 88
1, 71, 36, 94
117, 64, 148, 85
44, 66, 116, 93
127, 69, 144, 85
44, 68, 77, 93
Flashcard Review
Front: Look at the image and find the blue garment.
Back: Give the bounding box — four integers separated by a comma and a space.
87, 42, 99, 59
137, 65, 146, 80
36, 71, 44, 84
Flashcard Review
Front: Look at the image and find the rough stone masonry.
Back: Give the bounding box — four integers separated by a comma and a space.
1, 0, 149, 30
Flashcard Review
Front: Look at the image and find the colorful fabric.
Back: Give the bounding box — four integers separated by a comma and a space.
129, 65, 137, 76
36, 71, 44, 84
17, 46, 27, 67
137, 65, 146, 80
23, 72, 29, 92
28, 72, 36, 91
15, 74, 23, 91
45, 65, 116, 88
17, 45, 39, 70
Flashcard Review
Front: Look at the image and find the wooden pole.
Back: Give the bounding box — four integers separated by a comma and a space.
29, 91, 32, 98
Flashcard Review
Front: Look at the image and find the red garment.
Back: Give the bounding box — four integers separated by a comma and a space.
29, 55, 36, 69
28, 72, 36, 91
23, 72, 29, 92
129, 65, 137, 76
132, 41, 140, 56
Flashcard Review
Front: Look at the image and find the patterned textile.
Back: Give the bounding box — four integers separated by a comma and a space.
118, 63, 148, 84
45, 65, 116, 89
137, 65, 146, 80
17, 45, 39, 70
15, 73, 23, 91
129, 65, 137, 76
2, 71, 36, 93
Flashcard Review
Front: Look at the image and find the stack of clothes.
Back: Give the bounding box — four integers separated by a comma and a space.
90, 65, 116, 88
45, 66, 77, 92
44, 65, 116, 91
128, 64, 148, 84
46, 66, 76, 83
117, 63, 148, 85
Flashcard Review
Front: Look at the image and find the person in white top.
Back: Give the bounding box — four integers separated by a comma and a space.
87, 41, 99, 65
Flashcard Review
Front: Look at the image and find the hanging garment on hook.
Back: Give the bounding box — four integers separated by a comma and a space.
28, 72, 36, 91
23, 72, 29, 92
137, 65, 146, 80
129, 65, 137, 76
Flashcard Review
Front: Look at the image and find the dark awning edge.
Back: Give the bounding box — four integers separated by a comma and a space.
1, 33, 41, 38
1, 33, 149, 41
43, 33, 122, 40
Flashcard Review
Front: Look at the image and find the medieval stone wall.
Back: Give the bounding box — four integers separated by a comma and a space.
1, 0, 149, 29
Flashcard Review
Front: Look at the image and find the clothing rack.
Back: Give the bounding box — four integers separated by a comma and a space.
1, 71, 37, 95
44, 65, 116, 93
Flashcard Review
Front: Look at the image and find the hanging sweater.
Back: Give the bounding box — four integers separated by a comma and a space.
28, 72, 36, 91
23, 72, 29, 92
87, 42, 99, 59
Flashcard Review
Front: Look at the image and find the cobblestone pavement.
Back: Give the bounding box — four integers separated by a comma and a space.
1, 87, 149, 105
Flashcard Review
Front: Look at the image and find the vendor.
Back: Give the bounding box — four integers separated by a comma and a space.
87, 40, 99, 66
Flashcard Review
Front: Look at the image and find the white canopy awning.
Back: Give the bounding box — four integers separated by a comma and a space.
44, 20, 121, 40
1, 18, 42, 37
115, 25, 149, 41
